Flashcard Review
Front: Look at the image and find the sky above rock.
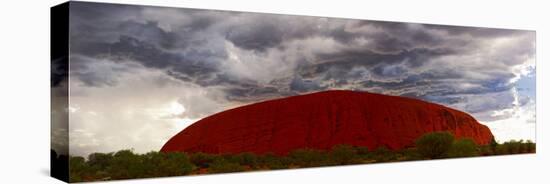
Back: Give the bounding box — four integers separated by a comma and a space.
57, 2, 536, 156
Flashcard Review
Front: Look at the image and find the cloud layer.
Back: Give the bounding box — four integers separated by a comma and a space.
66, 2, 536, 156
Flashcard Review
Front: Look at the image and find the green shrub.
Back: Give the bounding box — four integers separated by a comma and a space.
525, 140, 536, 153
189, 152, 216, 168
478, 145, 493, 156
398, 148, 421, 160
372, 146, 397, 162
355, 146, 370, 155
141, 151, 163, 177
156, 152, 194, 176
208, 158, 244, 173
70, 136, 539, 182
504, 140, 520, 154
288, 148, 329, 167
415, 131, 454, 159
447, 138, 479, 157
231, 152, 258, 168
87, 152, 114, 171
509, 140, 522, 153
69, 156, 86, 182
493, 139, 536, 155
257, 153, 289, 169
108, 150, 143, 179
329, 144, 359, 165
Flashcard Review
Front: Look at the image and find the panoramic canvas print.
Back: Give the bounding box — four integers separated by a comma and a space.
51, 1, 536, 182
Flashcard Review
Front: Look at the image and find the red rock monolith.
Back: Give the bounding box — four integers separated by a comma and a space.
161, 90, 493, 155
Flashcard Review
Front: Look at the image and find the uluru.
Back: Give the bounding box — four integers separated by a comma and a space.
161, 90, 494, 155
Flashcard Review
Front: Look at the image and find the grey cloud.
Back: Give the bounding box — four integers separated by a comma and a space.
70, 2, 142, 20
69, 55, 137, 87
76, 71, 118, 87
68, 1, 535, 122
117, 21, 180, 49
330, 21, 446, 52
223, 15, 323, 52
225, 22, 285, 52
424, 23, 530, 38
290, 76, 326, 92
224, 85, 285, 102
51, 56, 68, 87
301, 47, 455, 80
72, 35, 225, 88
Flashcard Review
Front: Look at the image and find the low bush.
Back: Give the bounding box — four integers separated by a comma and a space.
415, 132, 454, 159
447, 138, 479, 157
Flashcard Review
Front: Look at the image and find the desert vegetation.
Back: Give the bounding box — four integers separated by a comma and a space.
60, 132, 535, 182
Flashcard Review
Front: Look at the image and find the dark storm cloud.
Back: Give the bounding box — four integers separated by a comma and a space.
225, 22, 285, 52
76, 71, 118, 87
424, 23, 528, 38
224, 85, 287, 102
70, 1, 142, 19
51, 56, 68, 87
68, 2, 535, 121
290, 76, 326, 92
327, 21, 449, 53
223, 14, 322, 52
311, 47, 455, 71
117, 21, 180, 49
72, 35, 224, 87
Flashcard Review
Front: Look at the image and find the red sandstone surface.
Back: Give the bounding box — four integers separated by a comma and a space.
161, 90, 493, 155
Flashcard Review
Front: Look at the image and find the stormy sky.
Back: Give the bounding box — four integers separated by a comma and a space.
61, 2, 535, 156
